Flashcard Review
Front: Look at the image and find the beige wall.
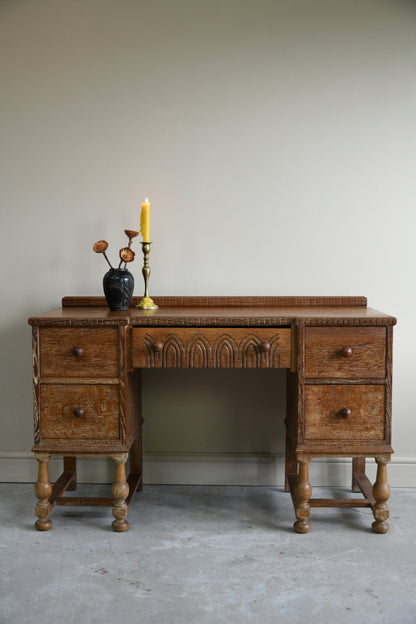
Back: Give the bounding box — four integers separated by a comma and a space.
1, 0, 415, 485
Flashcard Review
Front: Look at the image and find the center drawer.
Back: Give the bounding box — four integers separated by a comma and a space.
132, 328, 291, 368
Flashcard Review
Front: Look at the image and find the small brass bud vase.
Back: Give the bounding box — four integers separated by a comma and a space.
136, 242, 158, 310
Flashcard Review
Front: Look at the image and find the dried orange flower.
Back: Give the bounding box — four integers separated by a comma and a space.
119, 247, 135, 263
93, 239, 112, 268
124, 230, 139, 239
93, 240, 109, 253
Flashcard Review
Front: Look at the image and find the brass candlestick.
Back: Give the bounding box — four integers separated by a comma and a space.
136, 242, 158, 310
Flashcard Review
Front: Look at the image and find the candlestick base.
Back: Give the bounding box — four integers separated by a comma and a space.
136, 241, 158, 310
136, 296, 158, 310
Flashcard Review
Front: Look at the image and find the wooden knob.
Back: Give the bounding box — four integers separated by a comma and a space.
341, 347, 353, 358
153, 341, 163, 352
73, 408, 85, 418
260, 342, 271, 353
72, 346, 84, 358
340, 408, 351, 419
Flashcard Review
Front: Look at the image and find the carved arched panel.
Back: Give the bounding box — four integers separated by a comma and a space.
269, 335, 282, 367
212, 335, 236, 368
239, 335, 261, 368
144, 335, 156, 367
186, 335, 210, 368
162, 336, 183, 368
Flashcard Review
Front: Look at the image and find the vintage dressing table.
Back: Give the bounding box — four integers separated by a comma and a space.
29, 296, 396, 533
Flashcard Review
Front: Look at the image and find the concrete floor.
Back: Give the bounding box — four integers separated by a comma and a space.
1, 484, 415, 624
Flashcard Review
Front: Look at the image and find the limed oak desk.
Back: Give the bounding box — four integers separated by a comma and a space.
29, 296, 396, 533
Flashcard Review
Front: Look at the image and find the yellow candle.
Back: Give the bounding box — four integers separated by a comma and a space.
140, 198, 150, 242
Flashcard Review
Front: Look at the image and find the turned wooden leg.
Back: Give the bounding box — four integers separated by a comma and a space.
34, 453, 52, 531
372, 456, 391, 534
112, 453, 129, 532
294, 457, 312, 533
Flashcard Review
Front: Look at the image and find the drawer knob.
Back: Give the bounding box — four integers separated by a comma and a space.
340, 408, 351, 419
153, 341, 164, 353
341, 347, 353, 358
73, 407, 85, 418
260, 342, 271, 353
72, 346, 84, 358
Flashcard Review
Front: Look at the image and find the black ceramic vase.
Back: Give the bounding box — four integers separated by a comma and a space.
103, 268, 134, 311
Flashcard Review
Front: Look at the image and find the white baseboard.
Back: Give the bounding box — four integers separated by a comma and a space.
1, 451, 416, 487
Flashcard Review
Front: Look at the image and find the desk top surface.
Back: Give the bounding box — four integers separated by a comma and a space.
28, 296, 397, 327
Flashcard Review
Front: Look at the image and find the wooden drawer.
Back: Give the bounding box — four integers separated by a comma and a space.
40, 328, 119, 378
305, 327, 386, 379
40, 384, 119, 439
304, 385, 385, 441
132, 328, 291, 368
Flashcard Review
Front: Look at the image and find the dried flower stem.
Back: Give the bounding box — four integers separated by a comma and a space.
122, 230, 138, 268
103, 251, 113, 269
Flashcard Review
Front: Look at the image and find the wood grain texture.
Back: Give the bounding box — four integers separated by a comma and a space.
49, 470, 77, 504
31, 439, 135, 453
304, 385, 385, 441
62, 295, 369, 308
40, 378, 120, 385
285, 323, 306, 450
40, 327, 119, 378
294, 444, 393, 456
305, 327, 386, 379
295, 323, 306, 446
28, 297, 396, 328
40, 384, 119, 440
124, 370, 142, 464
32, 326, 41, 445
130, 305, 395, 327
385, 325, 393, 446
352, 457, 366, 492
63, 457, 76, 490
119, 325, 127, 445
132, 328, 291, 368
353, 470, 376, 506
285, 371, 298, 450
